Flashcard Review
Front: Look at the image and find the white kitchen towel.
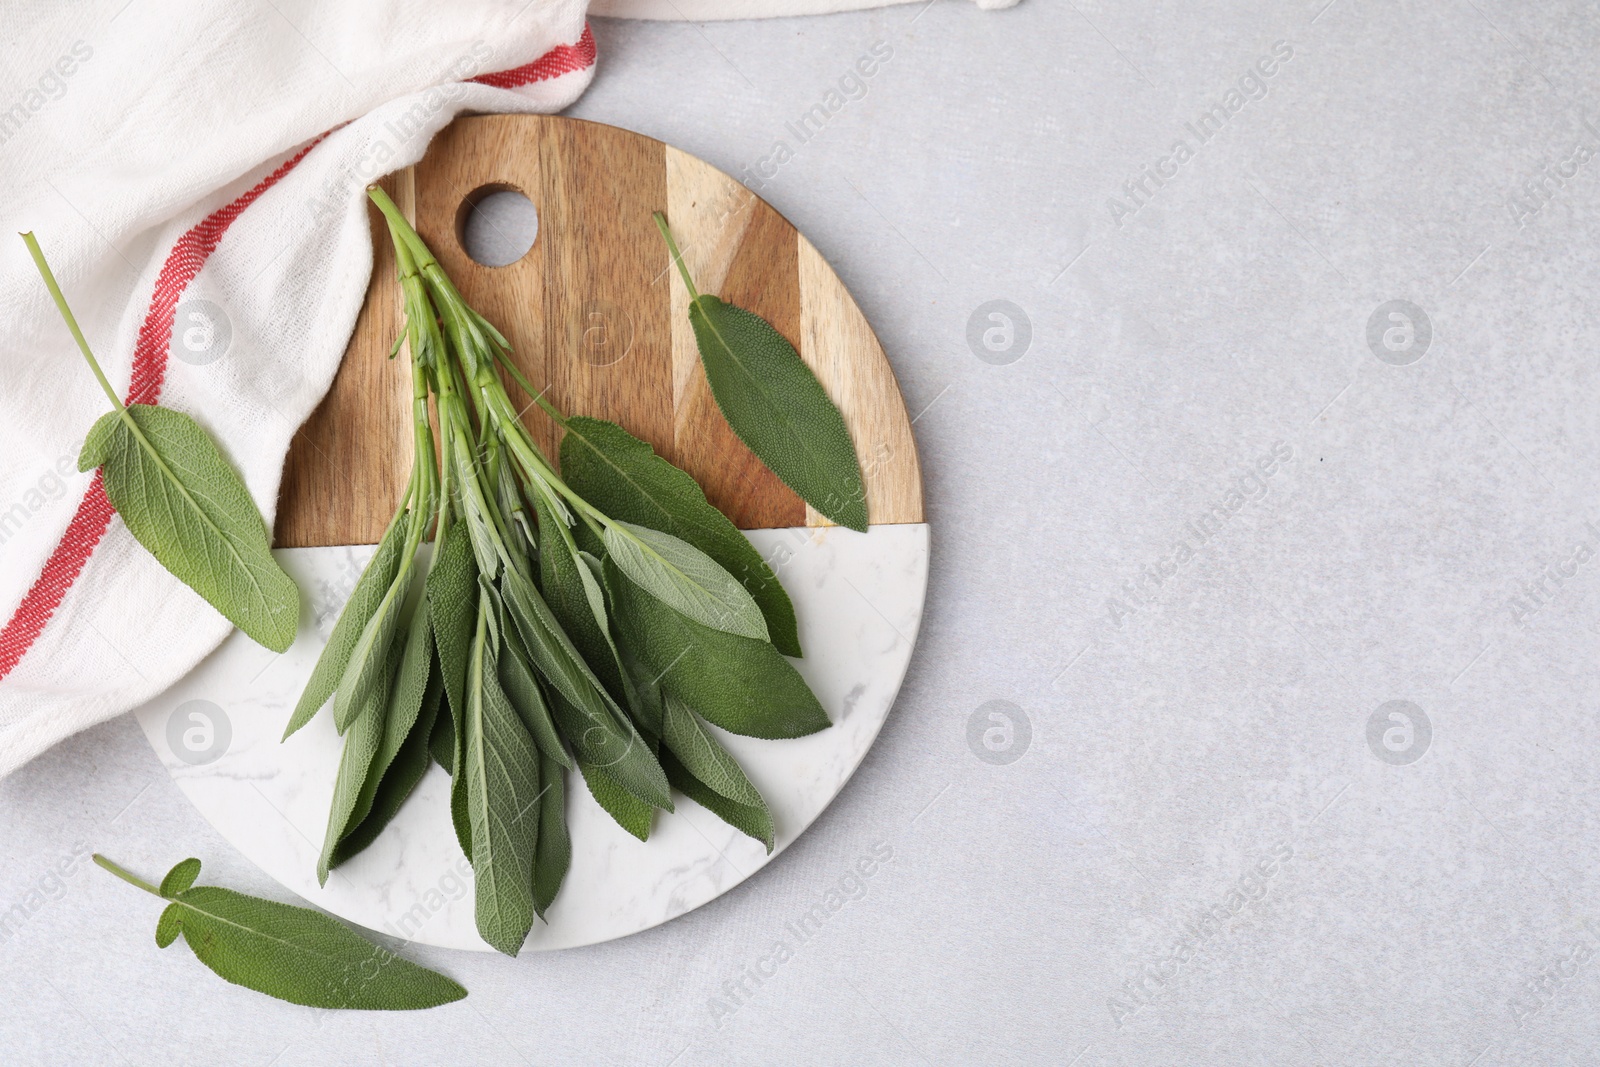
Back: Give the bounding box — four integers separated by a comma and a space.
0, 0, 1016, 779
595, 0, 1018, 17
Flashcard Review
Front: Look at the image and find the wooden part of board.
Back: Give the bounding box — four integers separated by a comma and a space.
664, 145, 804, 529
274, 171, 416, 549
797, 234, 923, 529
274, 115, 922, 547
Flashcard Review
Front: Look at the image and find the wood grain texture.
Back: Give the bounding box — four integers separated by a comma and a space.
664, 145, 804, 529
274, 116, 922, 547
797, 235, 923, 527
275, 171, 415, 548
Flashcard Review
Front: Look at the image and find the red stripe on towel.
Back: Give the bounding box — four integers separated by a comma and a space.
0, 136, 324, 680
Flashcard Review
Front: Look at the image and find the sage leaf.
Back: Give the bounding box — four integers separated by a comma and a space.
428, 688, 454, 769
533, 748, 570, 918
285, 516, 408, 738
581, 550, 659, 737
607, 558, 829, 739
349, 608, 433, 829
95, 855, 466, 1010
158, 858, 201, 897
497, 618, 572, 769
661, 748, 775, 853
429, 523, 480, 722
603, 565, 667, 742
662, 691, 767, 810
544, 680, 670, 815
530, 490, 627, 704
333, 655, 442, 867
427, 522, 478, 860
327, 611, 436, 870
570, 549, 650, 723
578, 759, 653, 842
603, 521, 769, 642
464, 591, 540, 956
573, 552, 610, 638
560, 415, 800, 656
317, 632, 398, 885
661, 690, 773, 851
332, 556, 412, 735
453, 444, 504, 581
78, 404, 300, 650
25, 233, 299, 654
613, 637, 665, 742
163, 888, 464, 1009
155, 902, 182, 948
654, 215, 867, 532
448, 714, 472, 863
500, 565, 671, 811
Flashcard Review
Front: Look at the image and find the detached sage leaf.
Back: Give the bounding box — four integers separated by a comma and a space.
80, 405, 300, 650
95, 855, 466, 1010
24, 235, 299, 653
559, 415, 800, 656
604, 521, 769, 642
654, 215, 867, 532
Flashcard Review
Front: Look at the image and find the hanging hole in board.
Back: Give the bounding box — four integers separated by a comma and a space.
456, 184, 538, 267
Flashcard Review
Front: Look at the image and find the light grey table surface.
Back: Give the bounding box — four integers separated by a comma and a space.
6, 2, 1600, 1064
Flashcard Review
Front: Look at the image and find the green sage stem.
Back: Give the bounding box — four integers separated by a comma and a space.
490, 350, 567, 427
652, 213, 699, 302
23, 233, 230, 554
93, 854, 163, 897
21, 232, 125, 413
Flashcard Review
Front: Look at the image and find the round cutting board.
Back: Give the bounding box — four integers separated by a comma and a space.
131, 115, 927, 952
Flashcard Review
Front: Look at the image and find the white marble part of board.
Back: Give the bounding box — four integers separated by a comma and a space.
131, 523, 928, 952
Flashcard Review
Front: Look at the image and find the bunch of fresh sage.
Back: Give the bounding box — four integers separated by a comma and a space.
288, 188, 845, 956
